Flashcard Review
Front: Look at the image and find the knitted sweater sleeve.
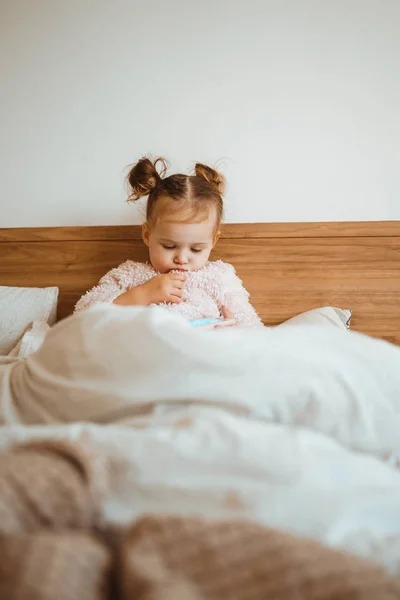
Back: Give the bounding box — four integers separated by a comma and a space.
216, 262, 263, 328
74, 261, 142, 313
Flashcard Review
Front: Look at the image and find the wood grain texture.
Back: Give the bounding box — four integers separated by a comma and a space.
0, 222, 399, 344
0, 226, 142, 242
1, 221, 399, 242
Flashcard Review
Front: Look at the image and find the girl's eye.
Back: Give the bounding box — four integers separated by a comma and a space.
163, 245, 175, 250
191, 248, 202, 254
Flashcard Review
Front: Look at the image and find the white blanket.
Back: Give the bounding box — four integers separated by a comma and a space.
1, 305, 400, 572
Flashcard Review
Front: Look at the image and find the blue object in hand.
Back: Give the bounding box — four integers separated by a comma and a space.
189, 317, 226, 327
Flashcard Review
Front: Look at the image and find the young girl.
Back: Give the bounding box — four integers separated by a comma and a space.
74, 157, 262, 327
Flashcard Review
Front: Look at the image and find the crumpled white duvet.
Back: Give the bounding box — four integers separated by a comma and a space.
1, 305, 400, 572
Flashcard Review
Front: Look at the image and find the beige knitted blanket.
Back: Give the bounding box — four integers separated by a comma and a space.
1, 439, 400, 600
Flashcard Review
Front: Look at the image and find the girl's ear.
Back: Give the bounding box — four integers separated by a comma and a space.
142, 223, 150, 247
213, 231, 221, 247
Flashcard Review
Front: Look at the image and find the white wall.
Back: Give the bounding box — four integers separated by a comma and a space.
0, 0, 399, 227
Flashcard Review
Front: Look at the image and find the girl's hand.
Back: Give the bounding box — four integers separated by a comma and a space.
141, 273, 186, 304
114, 273, 186, 306
215, 305, 238, 328
221, 305, 233, 319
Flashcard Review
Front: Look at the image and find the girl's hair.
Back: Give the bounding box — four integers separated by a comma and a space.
126, 157, 225, 227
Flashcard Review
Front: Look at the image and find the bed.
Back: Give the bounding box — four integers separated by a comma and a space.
1, 220, 399, 343
1, 220, 400, 598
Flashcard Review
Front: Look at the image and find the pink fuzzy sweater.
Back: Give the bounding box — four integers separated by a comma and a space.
74, 260, 262, 327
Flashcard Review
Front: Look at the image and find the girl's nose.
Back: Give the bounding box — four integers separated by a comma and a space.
174, 251, 188, 265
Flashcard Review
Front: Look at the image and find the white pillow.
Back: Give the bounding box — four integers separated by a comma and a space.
0, 286, 58, 356
8, 321, 51, 358
278, 306, 352, 330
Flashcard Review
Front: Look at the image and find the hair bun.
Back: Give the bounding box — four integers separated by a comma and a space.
126, 157, 168, 202
194, 163, 225, 195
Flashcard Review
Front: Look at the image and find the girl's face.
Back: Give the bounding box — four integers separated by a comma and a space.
142, 209, 220, 274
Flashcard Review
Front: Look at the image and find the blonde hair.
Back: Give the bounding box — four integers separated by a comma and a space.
126, 157, 225, 227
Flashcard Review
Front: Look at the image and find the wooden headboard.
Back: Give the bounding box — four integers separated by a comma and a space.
1, 222, 399, 345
